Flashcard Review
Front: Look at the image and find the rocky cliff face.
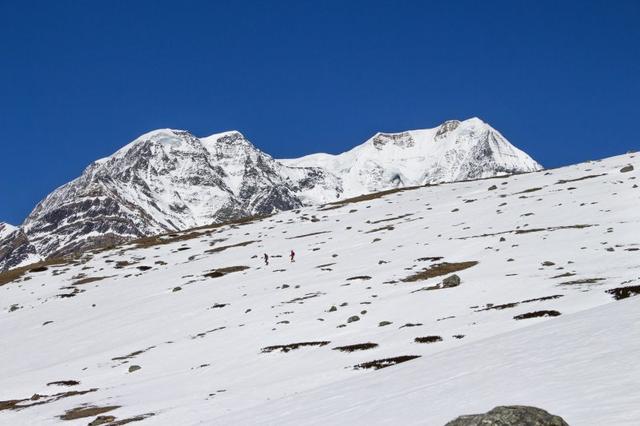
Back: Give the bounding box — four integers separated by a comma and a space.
0, 223, 39, 270
0, 118, 541, 271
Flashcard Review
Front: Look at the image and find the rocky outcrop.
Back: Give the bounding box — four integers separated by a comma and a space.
445, 405, 569, 426
0, 223, 39, 270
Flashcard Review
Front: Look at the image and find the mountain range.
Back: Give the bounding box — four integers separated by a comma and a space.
0, 117, 541, 271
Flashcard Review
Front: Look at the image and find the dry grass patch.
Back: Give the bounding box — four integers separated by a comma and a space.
323, 186, 422, 208
59, 405, 120, 420
514, 310, 561, 320
333, 343, 378, 352
261, 341, 330, 353
203, 265, 250, 278
353, 355, 421, 370
0, 257, 70, 287
414, 336, 443, 344
72, 276, 110, 286
606, 285, 640, 300
402, 261, 478, 282
205, 240, 258, 254
0, 388, 98, 412
286, 231, 331, 240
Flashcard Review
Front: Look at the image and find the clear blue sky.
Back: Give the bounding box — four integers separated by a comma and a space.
1, 0, 639, 224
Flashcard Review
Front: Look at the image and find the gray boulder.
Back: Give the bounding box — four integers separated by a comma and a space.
445, 405, 569, 426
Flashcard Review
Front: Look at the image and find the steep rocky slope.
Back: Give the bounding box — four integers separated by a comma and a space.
1, 118, 540, 270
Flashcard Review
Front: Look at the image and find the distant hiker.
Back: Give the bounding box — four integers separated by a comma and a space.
290, 250, 295, 262
264, 253, 269, 266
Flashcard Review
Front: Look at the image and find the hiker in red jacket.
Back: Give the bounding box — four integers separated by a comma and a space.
290, 250, 295, 263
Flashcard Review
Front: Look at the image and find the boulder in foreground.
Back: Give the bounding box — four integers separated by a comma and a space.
445, 405, 569, 425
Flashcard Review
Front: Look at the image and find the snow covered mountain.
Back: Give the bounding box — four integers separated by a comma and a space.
0, 118, 540, 271
0, 152, 637, 425
281, 117, 541, 198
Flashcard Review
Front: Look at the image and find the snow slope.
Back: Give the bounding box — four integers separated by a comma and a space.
0, 223, 17, 240
0, 153, 637, 425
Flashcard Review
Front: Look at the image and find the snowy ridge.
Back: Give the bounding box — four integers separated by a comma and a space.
0, 222, 17, 240
281, 118, 541, 198
1, 118, 539, 270
0, 152, 638, 425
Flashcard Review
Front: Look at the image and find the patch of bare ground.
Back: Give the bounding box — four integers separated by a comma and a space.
402, 261, 478, 282
414, 336, 442, 344
606, 285, 640, 300
353, 355, 421, 370
205, 240, 258, 254
550, 272, 576, 279
261, 341, 330, 353
125, 214, 269, 251
286, 231, 331, 239
59, 405, 120, 420
321, 186, 422, 209
0, 257, 70, 287
515, 187, 543, 194
514, 310, 561, 320
0, 388, 98, 412
456, 225, 596, 240
557, 277, 605, 286
103, 412, 155, 425
515, 224, 595, 234
72, 276, 110, 285
315, 263, 336, 269
416, 256, 444, 262
475, 295, 564, 312
333, 343, 378, 352
283, 292, 325, 304
47, 380, 80, 387
192, 326, 226, 339
368, 213, 413, 224
203, 265, 250, 278
346, 275, 372, 281
555, 173, 606, 184
365, 225, 395, 233
112, 346, 155, 362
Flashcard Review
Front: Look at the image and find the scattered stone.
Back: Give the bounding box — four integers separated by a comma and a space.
128, 365, 141, 373
347, 315, 360, 323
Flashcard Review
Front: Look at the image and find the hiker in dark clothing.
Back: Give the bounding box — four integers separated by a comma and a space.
290, 250, 295, 263
264, 253, 269, 266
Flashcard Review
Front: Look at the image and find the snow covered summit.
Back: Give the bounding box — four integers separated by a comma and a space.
1, 118, 540, 271
281, 117, 541, 198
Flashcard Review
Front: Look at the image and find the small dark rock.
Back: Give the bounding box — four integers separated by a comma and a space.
442, 274, 461, 288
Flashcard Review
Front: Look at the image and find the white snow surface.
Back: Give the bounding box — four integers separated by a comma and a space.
280, 117, 542, 199
1, 153, 638, 425
0, 222, 17, 240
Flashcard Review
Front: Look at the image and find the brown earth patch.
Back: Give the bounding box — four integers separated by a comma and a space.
353, 355, 421, 370
402, 261, 478, 282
